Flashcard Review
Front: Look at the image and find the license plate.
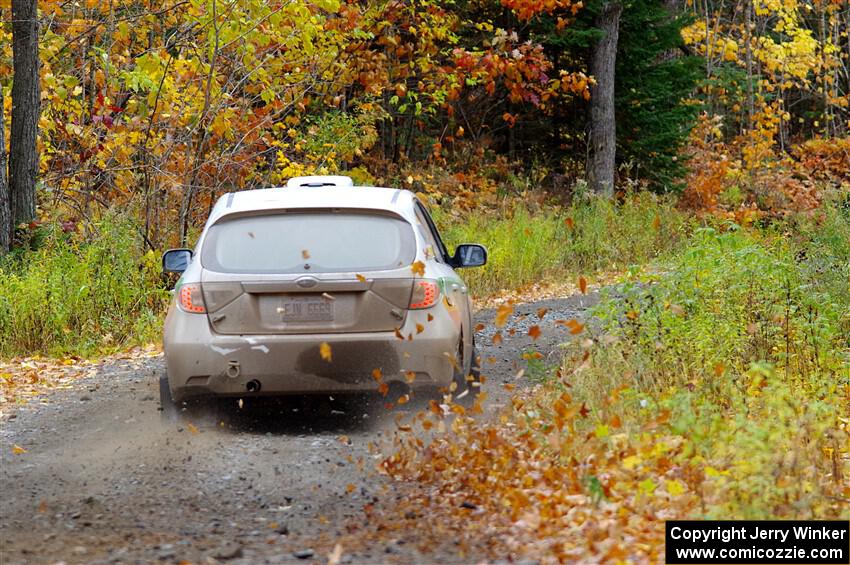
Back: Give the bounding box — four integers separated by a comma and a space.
279, 296, 334, 322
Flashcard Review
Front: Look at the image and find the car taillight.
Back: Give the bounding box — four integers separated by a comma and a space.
409, 280, 440, 309
178, 283, 206, 313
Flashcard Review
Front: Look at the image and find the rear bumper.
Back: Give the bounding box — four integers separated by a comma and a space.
163, 308, 458, 401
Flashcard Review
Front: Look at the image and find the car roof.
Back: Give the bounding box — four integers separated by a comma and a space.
208, 185, 418, 225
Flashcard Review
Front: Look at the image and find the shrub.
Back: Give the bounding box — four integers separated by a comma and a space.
0, 218, 167, 357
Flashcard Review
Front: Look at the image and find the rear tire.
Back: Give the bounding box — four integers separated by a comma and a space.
159, 375, 178, 422
453, 341, 482, 401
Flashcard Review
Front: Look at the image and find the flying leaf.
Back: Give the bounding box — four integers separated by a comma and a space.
410, 261, 425, 277
474, 323, 485, 332
378, 382, 389, 397
12, 444, 27, 455
536, 308, 549, 319
405, 371, 416, 383
320, 342, 332, 362
427, 313, 434, 322
416, 323, 425, 334
186, 422, 199, 434
372, 368, 383, 382
492, 332, 503, 345
578, 276, 587, 294
356, 273, 367, 283
394, 328, 405, 340
494, 304, 514, 327
652, 215, 661, 231
564, 217, 575, 231
528, 325, 541, 340
302, 249, 310, 259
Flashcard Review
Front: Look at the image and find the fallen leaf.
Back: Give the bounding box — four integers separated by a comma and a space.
320, 342, 332, 362
12, 444, 27, 455
492, 332, 503, 345
474, 323, 485, 332
536, 308, 549, 319
328, 543, 344, 565
186, 422, 199, 434
564, 217, 575, 231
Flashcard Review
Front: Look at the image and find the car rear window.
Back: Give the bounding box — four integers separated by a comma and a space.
201, 211, 416, 274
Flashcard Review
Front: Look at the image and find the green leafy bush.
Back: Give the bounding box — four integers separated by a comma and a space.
565, 213, 850, 518
0, 218, 167, 357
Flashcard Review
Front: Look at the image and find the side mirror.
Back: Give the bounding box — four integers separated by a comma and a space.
451, 244, 487, 268
163, 248, 193, 274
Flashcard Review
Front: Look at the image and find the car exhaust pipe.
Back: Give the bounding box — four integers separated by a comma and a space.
246, 380, 261, 393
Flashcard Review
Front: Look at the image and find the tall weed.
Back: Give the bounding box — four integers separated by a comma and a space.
0, 218, 167, 357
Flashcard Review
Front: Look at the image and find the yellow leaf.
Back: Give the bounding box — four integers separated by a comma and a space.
186, 422, 199, 434
356, 274, 367, 283
12, 444, 27, 455
666, 480, 685, 496
410, 261, 425, 277
320, 342, 332, 362
622, 455, 641, 470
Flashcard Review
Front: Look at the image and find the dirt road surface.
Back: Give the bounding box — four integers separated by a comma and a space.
1, 293, 597, 564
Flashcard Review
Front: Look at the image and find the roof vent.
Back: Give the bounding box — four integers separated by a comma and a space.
285, 175, 354, 188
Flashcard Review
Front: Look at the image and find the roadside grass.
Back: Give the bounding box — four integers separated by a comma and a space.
381, 198, 850, 560
0, 218, 167, 358
433, 191, 693, 297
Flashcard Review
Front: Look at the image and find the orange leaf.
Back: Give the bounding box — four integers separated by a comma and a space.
626, 310, 639, 320
528, 326, 541, 340
394, 328, 404, 340
410, 261, 425, 277
378, 382, 389, 397
564, 217, 575, 231
427, 313, 434, 322
405, 371, 416, 383
356, 273, 367, 283
320, 342, 332, 362
416, 323, 425, 334
474, 323, 485, 332
536, 308, 549, 319
578, 276, 587, 294
652, 215, 661, 231
372, 368, 383, 382
302, 249, 310, 259
492, 332, 503, 345
12, 444, 27, 455
494, 303, 514, 327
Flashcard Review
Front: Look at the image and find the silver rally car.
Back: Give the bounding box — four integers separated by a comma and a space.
160, 175, 486, 413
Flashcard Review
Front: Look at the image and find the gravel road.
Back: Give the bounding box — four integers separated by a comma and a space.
0, 292, 597, 565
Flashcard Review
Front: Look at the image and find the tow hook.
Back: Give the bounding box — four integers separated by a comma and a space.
226, 360, 241, 379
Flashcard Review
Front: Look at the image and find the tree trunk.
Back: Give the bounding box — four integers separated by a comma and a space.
588, 1, 622, 197
9, 0, 40, 227
0, 87, 9, 254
